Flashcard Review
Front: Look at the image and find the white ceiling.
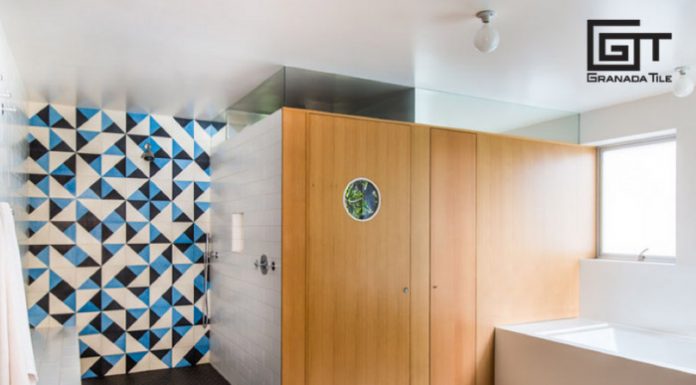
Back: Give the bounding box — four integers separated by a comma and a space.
0, 0, 694, 119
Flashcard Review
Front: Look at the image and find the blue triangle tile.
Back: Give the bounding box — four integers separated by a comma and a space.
104, 243, 125, 256
28, 197, 48, 210
104, 142, 125, 156
161, 350, 172, 368
27, 268, 48, 282
36, 176, 50, 195
104, 354, 125, 366
102, 112, 114, 131
79, 300, 100, 314
151, 256, 171, 275
80, 323, 99, 336
49, 271, 63, 289
78, 107, 99, 121
79, 279, 100, 290
151, 328, 168, 339
64, 292, 77, 311
128, 351, 147, 364
37, 153, 50, 173
28, 221, 48, 234
129, 265, 147, 276
82, 370, 98, 380
28, 304, 48, 327
29, 113, 49, 127
48, 106, 66, 126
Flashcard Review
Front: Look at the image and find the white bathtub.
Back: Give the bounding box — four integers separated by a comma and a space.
495, 318, 696, 385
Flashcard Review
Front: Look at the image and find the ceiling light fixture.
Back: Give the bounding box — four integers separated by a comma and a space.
673, 66, 694, 98
474, 10, 500, 53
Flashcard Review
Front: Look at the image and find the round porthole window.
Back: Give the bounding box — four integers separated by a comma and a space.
343, 177, 381, 222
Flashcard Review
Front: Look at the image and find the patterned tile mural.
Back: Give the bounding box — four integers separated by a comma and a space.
21, 103, 226, 378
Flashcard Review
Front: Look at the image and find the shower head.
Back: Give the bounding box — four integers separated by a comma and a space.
141, 142, 155, 162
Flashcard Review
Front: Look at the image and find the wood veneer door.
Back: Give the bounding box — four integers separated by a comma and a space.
430, 129, 477, 385
306, 114, 411, 385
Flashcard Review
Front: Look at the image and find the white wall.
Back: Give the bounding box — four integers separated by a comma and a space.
210, 110, 281, 385
0, 19, 27, 217
415, 88, 577, 134
579, 92, 696, 335
503, 115, 579, 143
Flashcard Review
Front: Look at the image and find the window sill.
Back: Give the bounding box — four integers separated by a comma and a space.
594, 255, 677, 265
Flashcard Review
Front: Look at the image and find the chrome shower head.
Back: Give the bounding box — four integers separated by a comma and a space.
141, 142, 155, 162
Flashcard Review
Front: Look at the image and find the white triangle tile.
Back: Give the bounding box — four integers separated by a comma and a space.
101, 133, 125, 153
28, 125, 50, 143
126, 333, 148, 353
124, 289, 148, 310
52, 128, 76, 151
102, 109, 126, 131
48, 152, 73, 174
129, 268, 149, 288
75, 267, 100, 292
49, 293, 74, 314
128, 225, 149, 244
52, 104, 77, 127
152, 136, 172, 157
26, 101, 48, 118
75, 156, 100, 179
150, 177, 173, 200
25, 269, 49, 293
149, 351, 169, 370
51, 200, 76, 222
80, 335, 104, 355
125, 202, 148, 223
49, 223, 75, 244
103, 226, 127, 245
23, 157, 48, 175
128, 353, 152, 373
78, 111, 101, 131
48, 178, 74, 199
76, 309, 99, 330
75, 226, 100, 246
25, 224, 51, 245
151, 310, 171, 330
150, 330, 172, 352
25, 200, 50, 221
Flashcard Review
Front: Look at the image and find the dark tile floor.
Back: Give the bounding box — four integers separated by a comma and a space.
82, 365, 230, 385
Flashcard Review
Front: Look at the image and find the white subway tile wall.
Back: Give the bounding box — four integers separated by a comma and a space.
210, 110, 281, 385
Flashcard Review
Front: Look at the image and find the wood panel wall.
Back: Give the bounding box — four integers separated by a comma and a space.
282, 108, 308, 385
411, 125, 431, 385
281, 108, 431, 385
430, 129, 478, 385
474, 134, 596, 385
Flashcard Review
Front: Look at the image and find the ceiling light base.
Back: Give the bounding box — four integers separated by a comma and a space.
476, 10, 496, 23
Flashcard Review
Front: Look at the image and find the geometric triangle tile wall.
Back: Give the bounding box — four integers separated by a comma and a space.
22, 103, 226, 378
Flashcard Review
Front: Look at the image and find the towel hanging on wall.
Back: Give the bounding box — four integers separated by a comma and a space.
0, 202, 38, 385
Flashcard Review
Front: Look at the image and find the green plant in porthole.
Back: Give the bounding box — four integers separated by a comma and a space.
343, 178, 380, 221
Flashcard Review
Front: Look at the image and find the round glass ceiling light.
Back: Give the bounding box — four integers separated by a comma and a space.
474, 10, 500, 53
673, 66, 694, 98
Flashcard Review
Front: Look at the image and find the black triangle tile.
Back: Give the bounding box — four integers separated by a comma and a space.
51, 280, 75, 302
52, 313, 74, 325
76, 109, 89, 128
104, 121, 124, 134
36, 106, 50, 127
29, 140, 49, 161
53, 118, 74, 129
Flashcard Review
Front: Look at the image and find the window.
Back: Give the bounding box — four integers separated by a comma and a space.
599, 137, 676, 260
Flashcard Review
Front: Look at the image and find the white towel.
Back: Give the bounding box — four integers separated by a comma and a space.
0, 203, 38, 385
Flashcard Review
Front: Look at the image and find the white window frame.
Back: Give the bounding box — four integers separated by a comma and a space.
597, 135, 677, 263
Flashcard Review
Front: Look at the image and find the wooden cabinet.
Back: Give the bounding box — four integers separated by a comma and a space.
282, 108, 596, 385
